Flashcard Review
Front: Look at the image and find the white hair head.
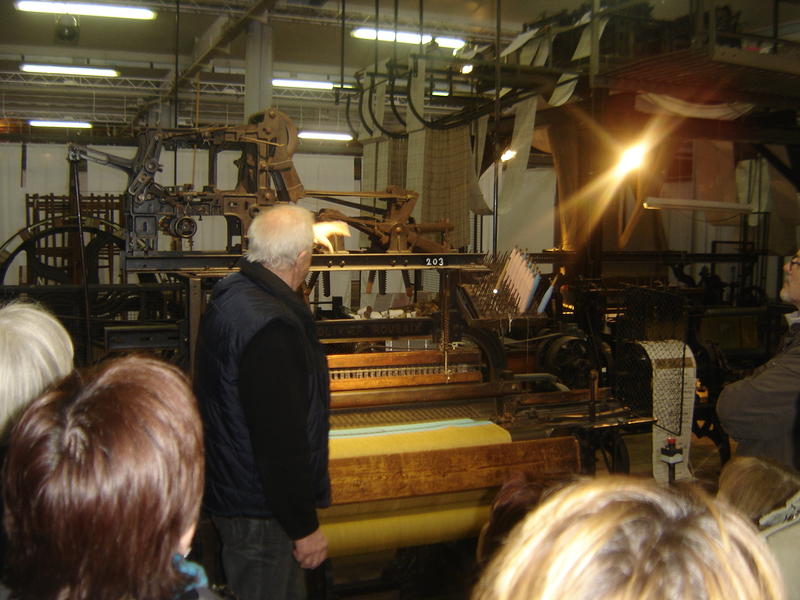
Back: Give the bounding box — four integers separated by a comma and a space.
245, 204, 314, 271
0, 301, 74, 433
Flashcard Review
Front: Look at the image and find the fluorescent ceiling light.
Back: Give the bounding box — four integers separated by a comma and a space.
15, 1, 155, 19
272, 78, 334, 90
30, 119, 92, 128
431, 90, 449, 97
351, 27, 464, 49
298, 131, 353, 141
435, 37, 467, 50
22, 63, 119, 77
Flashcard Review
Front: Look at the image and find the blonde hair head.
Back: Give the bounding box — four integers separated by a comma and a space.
718, 456, 800, 524
473, 476, 784, 600
0, 301, 74, 433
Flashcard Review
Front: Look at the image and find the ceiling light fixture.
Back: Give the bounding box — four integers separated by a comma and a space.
298, 131, 353, 141
351, 27, 464, 49
30, 119, 92, 128
272, 78, 334, 90
431, 90, 449, 96
22, 63, 119, 77
460, 64, 474, 74
15, 1, 156, 19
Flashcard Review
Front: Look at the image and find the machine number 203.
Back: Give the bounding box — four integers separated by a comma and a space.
425, 257, 446, 266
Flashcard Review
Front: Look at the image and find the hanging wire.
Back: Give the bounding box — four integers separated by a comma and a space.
389, 0, 406, 127
367, 75, 408, 139
356, 82, 374, 136
387, 62, 407, 127
339, 0, 346, 101
344, 93, 360, 138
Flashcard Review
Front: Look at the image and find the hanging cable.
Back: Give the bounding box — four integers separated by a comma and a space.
387, 64, 407, 127
362, 0, 404, 138
356, 84, 374, 136
367, 74, 408, 139
404, 70, 535, 131
344, 93, 360, 139
337, 0, 346, 105
388, 0, 406, 127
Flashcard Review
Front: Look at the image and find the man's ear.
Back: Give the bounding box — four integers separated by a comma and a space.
297, 249, 310, 263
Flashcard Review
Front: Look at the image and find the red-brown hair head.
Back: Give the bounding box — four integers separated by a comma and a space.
4, 355, 204, 600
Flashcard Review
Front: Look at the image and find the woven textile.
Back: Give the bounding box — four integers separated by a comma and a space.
422, 125, 472, 249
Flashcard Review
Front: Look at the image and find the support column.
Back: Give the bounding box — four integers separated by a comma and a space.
244, 19, 273, 120
149, 102, 174, 128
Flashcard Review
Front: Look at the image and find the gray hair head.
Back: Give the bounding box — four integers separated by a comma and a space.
0, 301, 74, 433
245, 203, 314, 271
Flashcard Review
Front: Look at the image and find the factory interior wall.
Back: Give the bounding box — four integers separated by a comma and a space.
1, 143, 71, 285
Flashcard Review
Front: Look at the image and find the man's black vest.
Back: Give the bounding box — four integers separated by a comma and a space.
194, 260, 331, 517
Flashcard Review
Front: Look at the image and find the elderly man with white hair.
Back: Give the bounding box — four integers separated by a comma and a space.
195, 204, 342, 600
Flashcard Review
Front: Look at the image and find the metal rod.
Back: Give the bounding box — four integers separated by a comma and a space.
491, 0, 501, 255
70, 158, 93, 365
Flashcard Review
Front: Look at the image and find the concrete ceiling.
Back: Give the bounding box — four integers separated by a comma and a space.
1, 0, 799, 138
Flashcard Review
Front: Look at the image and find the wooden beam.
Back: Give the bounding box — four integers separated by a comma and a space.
753, 143, 800, 192
329, 436, 580, 504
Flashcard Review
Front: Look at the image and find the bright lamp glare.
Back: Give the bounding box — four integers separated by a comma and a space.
461, 64, 474, 74
30, 120, 92, 128
616, 143, 646, 175
351, 27, 463, 48
500, 149, 517, 162
298, 131, 353, 141
22, 63, 119, 77
272, 78, 334, 90
15, 1, 155, 19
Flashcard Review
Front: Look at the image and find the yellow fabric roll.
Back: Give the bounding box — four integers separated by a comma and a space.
329, 422, 511, 459
321, 501, 491, 558
324, 422, 511, 556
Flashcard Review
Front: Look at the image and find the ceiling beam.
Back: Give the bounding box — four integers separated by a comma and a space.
134, 0, 278, 123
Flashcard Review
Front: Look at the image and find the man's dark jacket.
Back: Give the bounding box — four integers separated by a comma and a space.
717, 321, 800, 469
194, 259, 331, 518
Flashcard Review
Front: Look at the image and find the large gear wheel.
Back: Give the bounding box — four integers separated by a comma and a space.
0, 216, 125, 285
